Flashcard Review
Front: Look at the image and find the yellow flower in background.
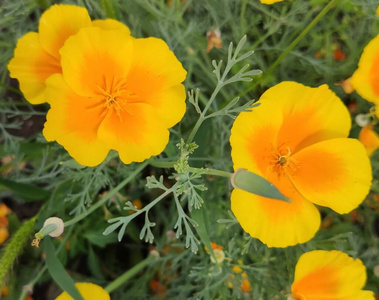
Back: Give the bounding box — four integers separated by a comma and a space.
359, 124, 379, 156
55, 283, 110, 300
230, 82, 371, 247
43, 26, 186, 166
260, 0, 284, 4
7, 4, 130, 104
351, 34, 379, 117
291, 250, 374, 300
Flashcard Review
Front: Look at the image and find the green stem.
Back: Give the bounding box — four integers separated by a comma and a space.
148, 159, 176, 168
64, 161, 148, 227
239, 0, 338, 97
105, 254, 155, 293
0, 216, 37, 287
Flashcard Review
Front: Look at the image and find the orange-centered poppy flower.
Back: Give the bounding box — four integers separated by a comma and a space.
7, 4, 130, 104
42, 26, 186, 166
55, 283, 110, 300
351, 34, 379, 116
230, 82, 371, 247
291, 250, 374, 300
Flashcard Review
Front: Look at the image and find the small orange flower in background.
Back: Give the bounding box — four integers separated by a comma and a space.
290, 250, 374, 300
359, 124, 379, 156
0, 203, 11, 245
351, 34, 379, 117
55, 283, 109, 300
230, 81, 372, 247
8, 4, 130, 105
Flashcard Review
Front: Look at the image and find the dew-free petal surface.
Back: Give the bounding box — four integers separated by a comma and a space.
43, 74, 109, 167
92, 19, 131, 34
7, 32, 61, 104
291, 250, 374, 300
60, 27, 133, 97
55, 283, 110, 300
290, 138, 372, 214
39, 4, 91, 59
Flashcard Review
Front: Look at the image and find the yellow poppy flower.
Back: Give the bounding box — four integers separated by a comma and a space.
7, 4, 130, 104
291, 250, 374, 300
55, 283, 110, 300
43, 26, 186, 166
359, 124, 379, 156
351, 34, 379, 117
260, 0, 284, 4
230, 82, 372, 247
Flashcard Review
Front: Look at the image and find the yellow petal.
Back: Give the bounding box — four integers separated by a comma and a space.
291, 250, 374, 300
230, 96, 283, 177
43, 74, 109, 167
60, 27, 133, 97
92, 19, 131, 34
260, 0, 284, 4
260, 82, 351, 153
231, 176, 320, 248
351, 34, 379, 105
55, 283, 110, 300
359, 124, 379, 156
0, 227, 9, 245
97, 103, 169, 164
7, 32, 61, 104
290, 138, 372, 214
39, 4, 91, 59
127, 37, 187, 127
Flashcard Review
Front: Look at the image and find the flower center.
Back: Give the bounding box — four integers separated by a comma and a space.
97, 83, 136, 122
269, 145, 299, 177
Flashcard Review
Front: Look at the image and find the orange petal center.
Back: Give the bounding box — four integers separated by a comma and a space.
369, 50, 379, 97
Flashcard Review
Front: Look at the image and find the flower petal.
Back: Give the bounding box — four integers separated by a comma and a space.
351, 34, 379, 105
55, 283, 110, 300
260, 82, 351, 153
60, 27, 133, 97
92, 19, 131, 34
231, 176, 320, 248
359, 124, 379, 156
291, 250, 374, 300
126, 37, 187, 127
39, 4, 91, 60
7, 32, 61, 104
290, 138, 372, 214
43, 74, 109, 167
97, 103, 169, 164
230, 99, 283, 176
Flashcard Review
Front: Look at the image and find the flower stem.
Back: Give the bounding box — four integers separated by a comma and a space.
238, 0, 338, 97
64, 161, 148, 227
104, 254, 155, 293
0, 215, 37, 287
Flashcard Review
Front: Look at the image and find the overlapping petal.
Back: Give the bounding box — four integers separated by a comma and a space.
91, 19, 131, 34
39, 4, 91, 60
351, 34, 379, 108
55, 283, 110, 300
231, 179, 320, 247
7, 32, 61, 104
59, 27, 133, 97
359, 124, 379, 156
43, 74, 109, 167
290, 138, 372, 214
291, 250, 374, 300
260, 82, 351, 153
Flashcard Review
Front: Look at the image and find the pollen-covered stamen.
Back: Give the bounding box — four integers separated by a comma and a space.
269, 145, 299, 177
